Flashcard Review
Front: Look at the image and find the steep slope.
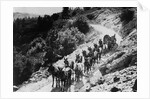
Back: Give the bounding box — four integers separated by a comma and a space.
82, 29, 137, 92
16, 8, 137, 92
16, 25, 136, 92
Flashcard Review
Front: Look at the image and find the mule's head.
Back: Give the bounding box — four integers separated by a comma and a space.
94, 43, 98, 49
64, 58, 69, 66
111, 34, 116, 44
82, 50, 87, 57
88, 47, 92, 51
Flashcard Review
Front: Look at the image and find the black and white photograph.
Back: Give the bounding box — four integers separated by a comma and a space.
13, 7, 137, 92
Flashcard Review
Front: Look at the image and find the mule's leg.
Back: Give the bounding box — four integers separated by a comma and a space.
97, 55, 99, 63
96, 56, 98, 64
89, 65, 91, 73
57, 78, 60, 88
86, 65, 89, 74
98, 54, 100, 62
93, 58, 95, 66
89, 63, 91, 73
84, 64, 86, 74
66, 76, 68, 87
61, 79, 63, 88
56, 77, 58, 88
52, 75, 54, 87
77, 71, 80, 82
73, 73, 75, 83
61, 79, 64, 92
99, 53, 101, 62
97, 54, 99, 62
75, 72, 76, 82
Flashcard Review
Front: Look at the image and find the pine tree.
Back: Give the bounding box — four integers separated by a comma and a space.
62, 7, 70, 19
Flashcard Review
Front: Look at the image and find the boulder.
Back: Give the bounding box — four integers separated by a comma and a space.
90, 70, 104, 86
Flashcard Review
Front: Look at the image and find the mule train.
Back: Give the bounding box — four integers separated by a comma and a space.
45, 34, 117, 91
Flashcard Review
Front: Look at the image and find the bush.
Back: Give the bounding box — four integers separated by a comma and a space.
73, 16, 90, 34
52, 19, 68, 30
120, 18, 137, 38
71, 7, 84, 17
120, 9, 135, 25
83, 7, 91, 11
13, 40, 45, 86
27, 37, 46, 56
58, 27, 85, 56
13, 52, 28, 85
87, 14, 95, 20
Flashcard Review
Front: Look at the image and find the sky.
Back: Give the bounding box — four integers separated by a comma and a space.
14, 7, 63, 15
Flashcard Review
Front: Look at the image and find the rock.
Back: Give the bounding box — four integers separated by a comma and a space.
90, 70, 103, 86
99, 65, 109, 76
79, 83, 91, 92
97, 66, 137, 92
85, 83, 91, 92
110, 87, 120, 92
113, 76, 120, 82
74, 81, 84, 91
13, 86, 19, 92
132, 79, 137, 92
70, 85, 75, 92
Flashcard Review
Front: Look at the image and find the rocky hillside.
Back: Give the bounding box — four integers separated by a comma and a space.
14, 7, 137, 92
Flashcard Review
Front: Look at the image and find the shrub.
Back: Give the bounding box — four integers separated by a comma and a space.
120, 18, 137, 38
52, 19, 68, 30
13, 38, 46, 86
83, 7, 91, 11
58, 27, 85, 56
62, 7, 70, 19
27, 37, 46, 56
71, 7, 84, 16
73, 16, 90, 34
13, 52, 28, 85
87, 14, 95, 20
119, 9, 135, 25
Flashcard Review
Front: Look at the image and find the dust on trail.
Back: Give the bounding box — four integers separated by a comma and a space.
90, 24, 122, 45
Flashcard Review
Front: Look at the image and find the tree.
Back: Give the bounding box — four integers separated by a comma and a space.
51, 13, 60, 21
83, 7, 91, 11
62, 7, 70, 19
72, 7, 84, 16
73, 16, 90, 34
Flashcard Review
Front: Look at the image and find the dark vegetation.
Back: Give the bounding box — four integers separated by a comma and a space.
86, 14, 95, 20
119, 8, 137, 38
13, 7, 92, 86
119, 8, 135, 25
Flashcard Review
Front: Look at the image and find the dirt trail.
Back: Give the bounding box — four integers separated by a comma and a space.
90, 24, 122, 45
16, 24, 123, 92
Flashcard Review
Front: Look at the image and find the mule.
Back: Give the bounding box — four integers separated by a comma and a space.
75, 54, 83, 63
92, 50, 99, 64
70, 61, 74, 70
62, 67, 72, 88
88, 48, 94, 66
102, 43, 108, 55
97, 47, 102, 61
110, 34, 117, 49
84, 57, 91, 74
48, 64, 60, 88
103, 34, 117, 51
64, 58, 69, 67
74, 63, 83, 82
99, 39, 103, 48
